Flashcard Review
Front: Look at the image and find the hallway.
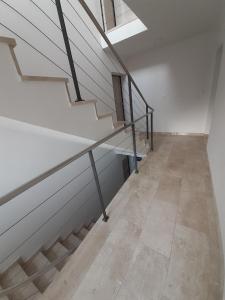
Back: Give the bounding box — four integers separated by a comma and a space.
43, 135, 224, 300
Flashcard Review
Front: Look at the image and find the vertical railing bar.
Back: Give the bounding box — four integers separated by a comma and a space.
128, 78, 139, 174
111, 0, 117, 27
146, 105, 149, 140
150, 112, 154, 151
99, 0, 106, 32
89, 151, 109, 222
55, 0, 83, 101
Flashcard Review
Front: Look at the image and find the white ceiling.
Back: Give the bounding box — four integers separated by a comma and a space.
114, 0, 221, 59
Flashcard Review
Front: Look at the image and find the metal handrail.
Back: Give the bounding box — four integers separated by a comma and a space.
78, 0, 154, 112
0, 113, 151, 207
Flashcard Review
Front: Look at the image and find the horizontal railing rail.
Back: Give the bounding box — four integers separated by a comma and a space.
0, 113, 152, 207
78, 0, 154, 112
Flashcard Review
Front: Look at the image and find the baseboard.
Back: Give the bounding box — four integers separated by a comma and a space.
154, 132, 209, 137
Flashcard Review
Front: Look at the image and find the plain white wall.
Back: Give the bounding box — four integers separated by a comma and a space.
113, 0, 137, 27
207, 2, 225, 297
125, 32, 217, 134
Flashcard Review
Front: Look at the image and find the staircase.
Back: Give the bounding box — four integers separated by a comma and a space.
0, 1, 154, 299
0, 222, 94, 299
0, 36, 147, 157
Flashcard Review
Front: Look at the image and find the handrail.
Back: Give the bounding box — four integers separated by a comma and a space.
78, 0, 154, 111
0, 113, 151, 207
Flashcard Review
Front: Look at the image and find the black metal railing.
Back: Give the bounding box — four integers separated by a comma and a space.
55, 0, 82, 101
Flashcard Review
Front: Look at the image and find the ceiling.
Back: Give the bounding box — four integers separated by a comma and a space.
113, 0, 221, 59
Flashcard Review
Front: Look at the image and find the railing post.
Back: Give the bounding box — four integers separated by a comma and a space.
150, 112, 154, 151
111, 0, 117, 27
128, 77, 138, 174
89, 151, 109, 222
55, 0, 82, 101
99, 0, 106, 32
146, 105, 149, 140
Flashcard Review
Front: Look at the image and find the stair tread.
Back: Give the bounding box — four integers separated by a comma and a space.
1, 263, 40, 300
27, 294, 41, 300
76, 227, 89, 240
0, 284, 9, 300
45, 242, 69, 271
62, 234, 81, 251
86, 222, 95, 230
23, 252, 58, 292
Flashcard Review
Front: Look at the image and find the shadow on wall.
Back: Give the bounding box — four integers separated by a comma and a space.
125, 32, 217, 134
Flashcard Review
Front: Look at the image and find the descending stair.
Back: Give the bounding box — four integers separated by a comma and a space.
61, 234, 81, 252
0, 263, 40, 300
76, 227, 89, 240
0, 224, 94, 299
0, 285, 9, 300
22, 252, 58, 293
44, 242, 69, 271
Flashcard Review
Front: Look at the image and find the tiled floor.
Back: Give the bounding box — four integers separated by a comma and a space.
43, 135, 224, 300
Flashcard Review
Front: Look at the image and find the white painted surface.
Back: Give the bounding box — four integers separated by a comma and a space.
0, 117, 126, 271
101, 19, 147, 48
115, 0, 220, 59
113, 0, 137, 27
125, 33, 217, 133
0, 39, 144, 158
207, 2, 225, 297
0, 40, 117, 141
0, 0, 122, 117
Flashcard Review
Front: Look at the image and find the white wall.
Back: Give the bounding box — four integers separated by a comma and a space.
125, 32, 217, 134
113, 0, 137, 27
0, 117, 126, 271
207, 2, 225, 297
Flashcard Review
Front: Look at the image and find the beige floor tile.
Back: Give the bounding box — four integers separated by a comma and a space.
116, 244, 169, 300
154, 175, 182, 205
72, 219, 142, 300
163, 224, 210, 300
177, 190, 209, 234
43, 135, 223, 300
139, 199, 177, 258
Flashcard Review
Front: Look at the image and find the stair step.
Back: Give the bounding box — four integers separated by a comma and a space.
27, 294, 41, 300
113, 121, 125, 129
0, 263, 40, 300
76, 227, 89, 240
23, 252, 58, 293
86, 222, 95, 230
45, 242, 69, 271
62, 234, 81, 251
0, 284, 9, 300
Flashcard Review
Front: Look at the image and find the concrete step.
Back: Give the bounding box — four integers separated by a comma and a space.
86, 222, 95, 230
0, 284, 9, 300
45, 242, 69, 271
76, 227, 89, 240
23, 252, 58, 293
0, 263, 40, 300
62, 234, 81, 251
27, 294, 41, 300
